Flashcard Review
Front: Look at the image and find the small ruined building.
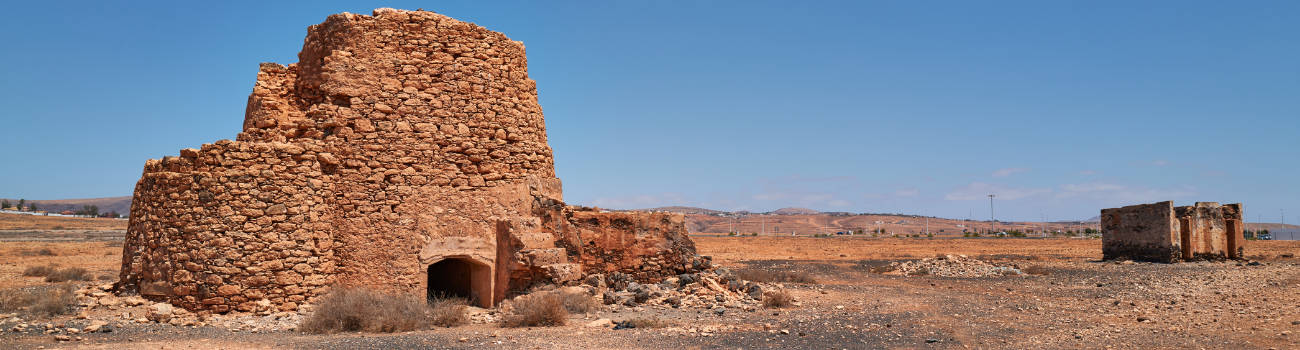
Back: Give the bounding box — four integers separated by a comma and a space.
118, 8, 705, 312
1100, 201, 1244, 262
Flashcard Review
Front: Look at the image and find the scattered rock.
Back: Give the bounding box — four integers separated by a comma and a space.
883, 255, 1022, 277
586, 319, 614, 328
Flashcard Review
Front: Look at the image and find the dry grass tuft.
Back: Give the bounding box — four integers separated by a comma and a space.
736, 268, 818, 284
763, 289, 795, 308
0, 284, 77, 317
428, 297, 469, 328
44, 267, 91, 283
501, 292, 568, 327
22, 265, 56, 277
299, 288, 435, 334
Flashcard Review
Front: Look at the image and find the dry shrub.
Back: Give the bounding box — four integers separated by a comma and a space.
0, 284, 77, 317
429, 297, 469, 327
736, 268, 817, 284
97, 274, 117, 281
501, 292, 568, 327
37, 248, 56, 256
299, 288, 433, 334
556, 288, 597, 313
22, 265, 55, 277
44, 267, 90, 283
763, 289, 795, 308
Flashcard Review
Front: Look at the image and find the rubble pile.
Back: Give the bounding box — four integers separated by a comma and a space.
591, 268, 772, 313
0, 282, 304, 342
884, 255, 1022, 278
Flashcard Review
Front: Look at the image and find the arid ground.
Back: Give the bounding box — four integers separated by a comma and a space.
2, 213, 1299, 349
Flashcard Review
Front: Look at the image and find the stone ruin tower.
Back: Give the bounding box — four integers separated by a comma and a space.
1100, 201, 1244, 262
119, 8, 705, 312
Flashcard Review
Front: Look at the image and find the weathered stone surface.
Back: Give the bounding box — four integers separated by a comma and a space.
1101, 201, 1244, 262
118, 8, 702, 312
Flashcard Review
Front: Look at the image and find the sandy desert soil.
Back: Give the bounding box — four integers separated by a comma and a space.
3, 226, 1299, 349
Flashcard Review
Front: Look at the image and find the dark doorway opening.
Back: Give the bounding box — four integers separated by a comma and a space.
1179, 218, 1193, 260
428, 258, 474, 302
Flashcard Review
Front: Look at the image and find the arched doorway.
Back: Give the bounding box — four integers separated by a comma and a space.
427, 257, 492, 307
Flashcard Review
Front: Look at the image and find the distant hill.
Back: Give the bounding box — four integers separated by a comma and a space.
2, 196, 132, 216
639, 206, 728, 215
1246, 223, 1300, 231
1083, 215, 1101, 223
771, 207, 820, 215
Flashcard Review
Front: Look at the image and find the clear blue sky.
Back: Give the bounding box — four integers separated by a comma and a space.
1, 1, 1296, 222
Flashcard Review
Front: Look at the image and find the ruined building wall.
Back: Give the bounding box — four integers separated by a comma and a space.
121, 141, 336, 312
1101, 201, 1179, 262
1175, 202, 1243, 260
120, 8, 702, 312
1101, 201, 1243, 262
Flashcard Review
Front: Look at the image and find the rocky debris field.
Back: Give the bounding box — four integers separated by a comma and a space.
880, 254, 1024, 277
4, 237, 1300, 349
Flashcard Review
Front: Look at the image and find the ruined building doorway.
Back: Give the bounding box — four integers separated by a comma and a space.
427, 257, 492, 307
1179, 218, 1193, 260
1225, 219, 1240, 259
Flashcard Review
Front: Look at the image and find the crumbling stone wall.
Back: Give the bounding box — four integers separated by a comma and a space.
120, 8, 703, 313
1100, 201, 1243, 262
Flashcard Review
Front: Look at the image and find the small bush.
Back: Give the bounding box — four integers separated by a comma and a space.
300, 288, 434, 334
0, 284, 77, 317
763, 290, 795, 308
22, 265, 55, 277
735, 269, 817, 284
37, 248, 56, 256
97, 274, 116, 281
428, 298, 469, 327
44, 267, 90, 283
556, 288, 597, 313
502, 292, 568, 327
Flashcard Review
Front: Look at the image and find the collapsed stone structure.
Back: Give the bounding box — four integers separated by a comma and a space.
119, 8, 705, 312
1100, 201, 1244, 262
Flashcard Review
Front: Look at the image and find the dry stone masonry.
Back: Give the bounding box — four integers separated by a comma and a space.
1100, 201, 1244, 262
119, 8, 706, 313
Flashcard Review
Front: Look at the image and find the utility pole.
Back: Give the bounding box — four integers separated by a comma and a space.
988, 194, 996, 234
1041, 213, 1047, 237
761, 217, 766, 236
925, 217, 930, 235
